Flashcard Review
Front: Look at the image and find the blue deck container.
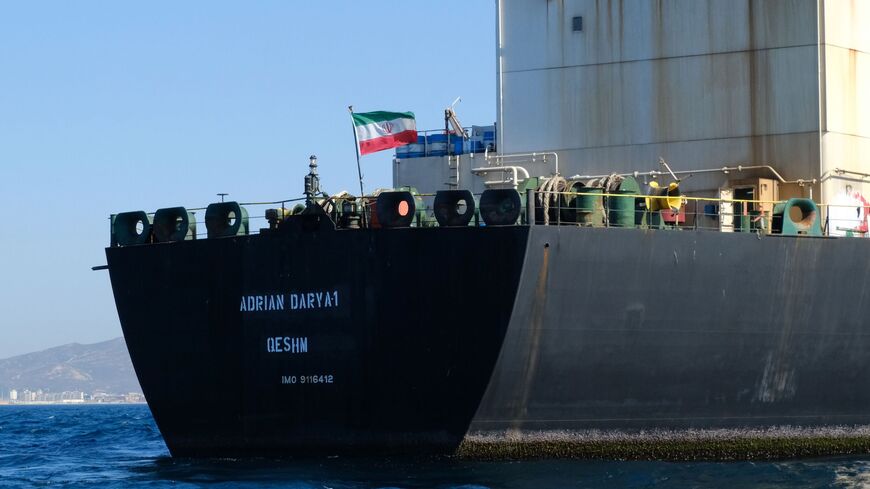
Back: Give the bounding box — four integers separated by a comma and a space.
398, 135, 426, 158
427, 134, 448, 156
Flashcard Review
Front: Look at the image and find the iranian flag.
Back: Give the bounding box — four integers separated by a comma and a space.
352, 110, 417, 155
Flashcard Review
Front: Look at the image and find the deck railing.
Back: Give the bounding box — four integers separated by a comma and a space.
399, 190, 865, 238
110, 190, 869, 246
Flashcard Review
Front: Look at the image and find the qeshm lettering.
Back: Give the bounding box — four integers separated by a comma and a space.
266, 336, 308, 353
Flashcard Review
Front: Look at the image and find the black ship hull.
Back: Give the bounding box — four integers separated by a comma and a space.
107, 224, 870, 458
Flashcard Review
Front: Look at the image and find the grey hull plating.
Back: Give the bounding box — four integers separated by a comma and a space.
107, 223, 870, 458
472, 226, 870, 435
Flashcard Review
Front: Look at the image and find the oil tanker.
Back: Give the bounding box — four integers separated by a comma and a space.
103, 0, 870, 459
104, 158, 870, 459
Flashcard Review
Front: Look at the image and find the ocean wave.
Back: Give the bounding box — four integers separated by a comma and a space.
3, 405, 870, 488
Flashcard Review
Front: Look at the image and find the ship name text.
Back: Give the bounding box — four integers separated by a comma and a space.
239, 290, 340, 313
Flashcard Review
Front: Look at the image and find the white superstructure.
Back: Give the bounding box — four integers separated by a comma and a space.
397, 0, 869, 207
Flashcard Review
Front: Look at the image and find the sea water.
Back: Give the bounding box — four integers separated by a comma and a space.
1, 404, 869, 488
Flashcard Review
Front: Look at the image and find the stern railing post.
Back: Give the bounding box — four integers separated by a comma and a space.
526, 188, 535, 226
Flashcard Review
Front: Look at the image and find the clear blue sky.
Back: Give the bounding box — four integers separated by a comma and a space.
0, 1, 495, 358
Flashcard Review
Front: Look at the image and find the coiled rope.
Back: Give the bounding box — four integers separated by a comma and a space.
536, 175, 568, 225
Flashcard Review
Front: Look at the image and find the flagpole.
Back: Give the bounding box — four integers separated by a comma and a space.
348, 105, 367, 226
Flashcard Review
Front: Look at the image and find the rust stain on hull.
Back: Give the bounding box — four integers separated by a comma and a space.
510, 243, 550, 431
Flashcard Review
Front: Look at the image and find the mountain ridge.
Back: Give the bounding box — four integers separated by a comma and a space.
0, 337, 141, 395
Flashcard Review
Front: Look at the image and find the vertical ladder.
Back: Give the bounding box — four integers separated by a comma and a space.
445, 155, 459, 188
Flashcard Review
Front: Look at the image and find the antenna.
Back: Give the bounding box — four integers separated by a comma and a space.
217, 193, 228, 202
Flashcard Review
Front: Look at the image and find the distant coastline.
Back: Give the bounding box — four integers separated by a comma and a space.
0, 338, 142, 406
0, 400, 146, 406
